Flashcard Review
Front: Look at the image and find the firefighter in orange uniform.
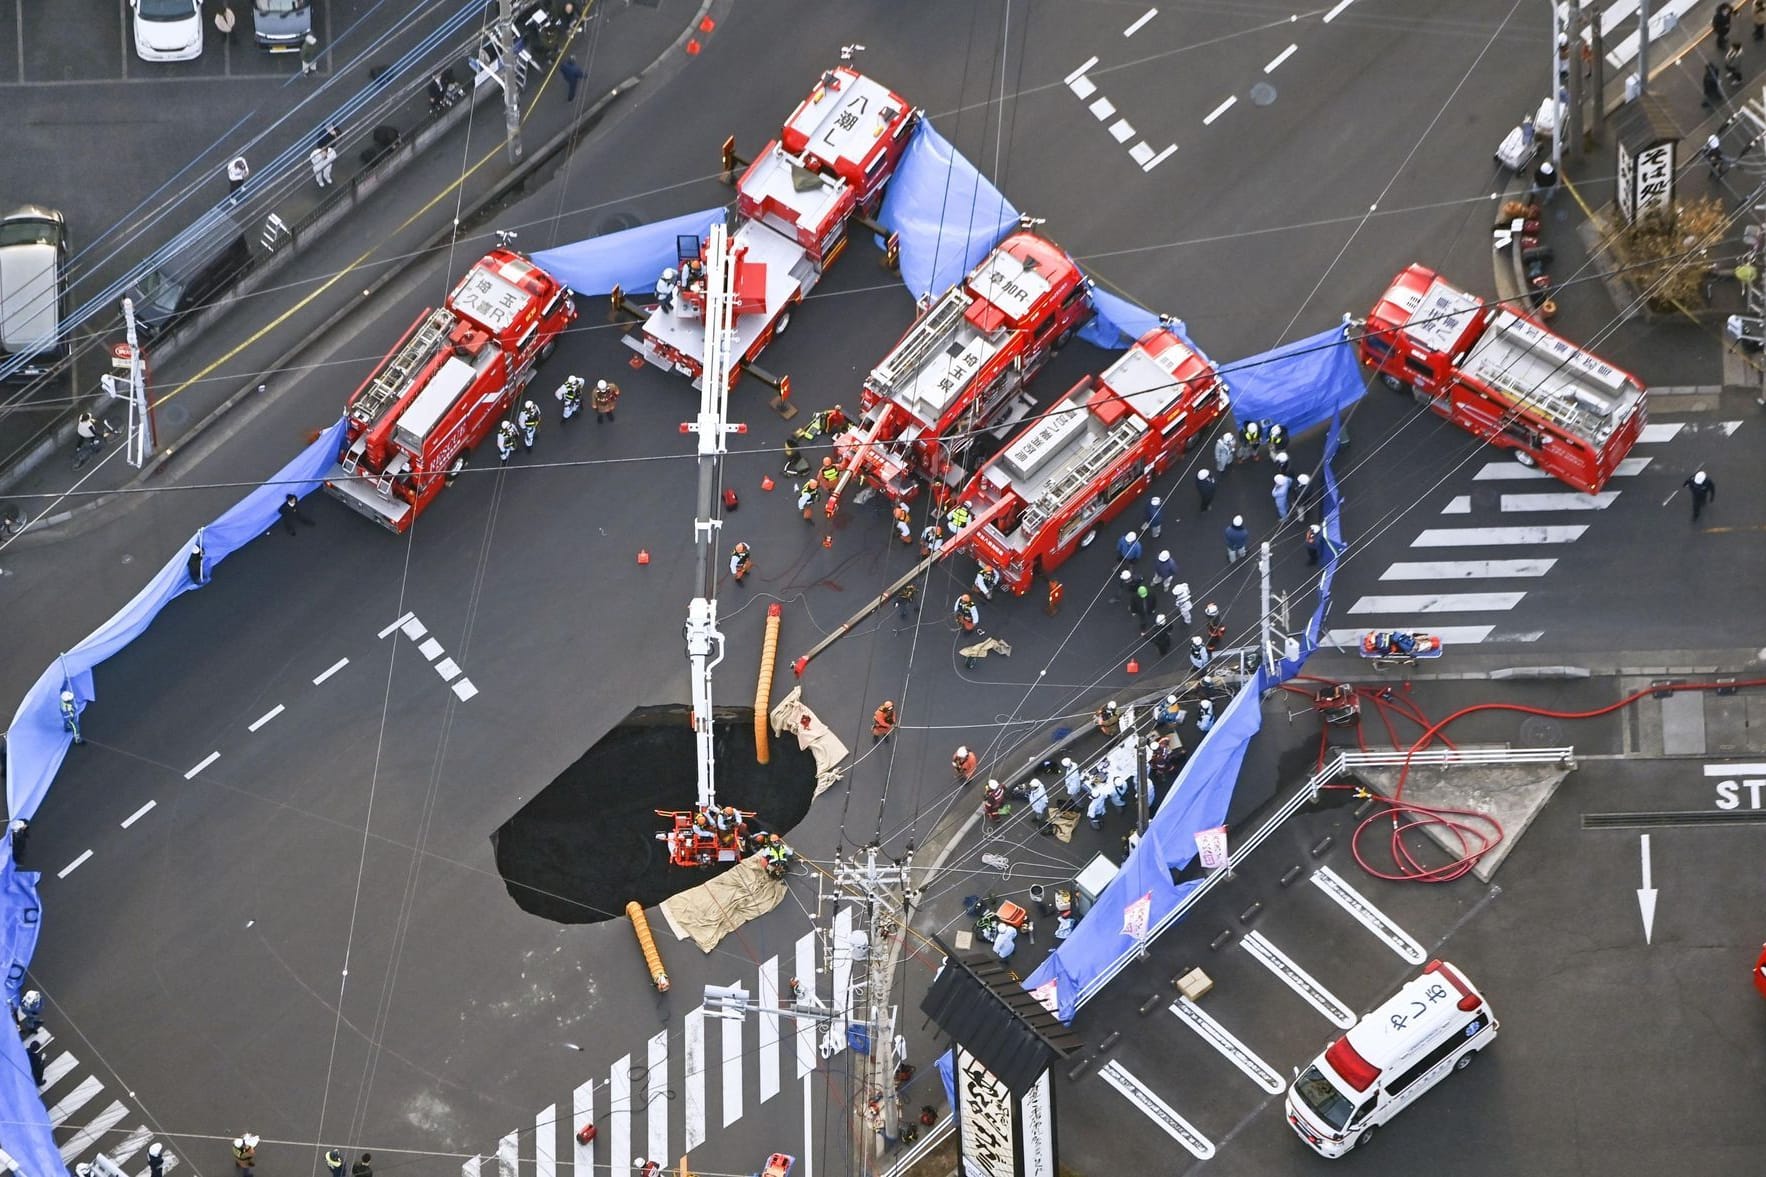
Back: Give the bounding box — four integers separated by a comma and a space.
952, 745, 978, 784
730, 542, 752, 583
892, 503, 912, 544
872, 701, 897, 742
954, 593, 980, 634
1045, 579, 1064, 616
592, 379, 621, 423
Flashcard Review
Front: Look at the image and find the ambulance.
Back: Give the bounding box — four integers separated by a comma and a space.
1285, 960, 1496, 1157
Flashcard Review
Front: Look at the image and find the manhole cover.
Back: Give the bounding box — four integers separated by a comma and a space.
1249, 82, 1277, 107
1518, 716, 1563, 745
598, 211, 643, 235
159, 402, 190, 429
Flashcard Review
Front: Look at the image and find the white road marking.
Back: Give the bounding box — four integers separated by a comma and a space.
247, 704, 285, 732
1311, 866, 1425, 963
1472, 455, 1651, 480
609, 1056, 631, 1177
795, 932, 818, 1078
1322, 625, 1496, 647
401, 617, 428, 641
1202, 95, 1236, 125
40, 1050, 77, 1091
47, 1075, 103, 1126
463, 1158, 481, 1177
1441, 495, 1471, 514
312, 657, 350, 685
1065, 56, 1098, 85
801, 1072, 815, 1177
1348, 592, 1525, 614
496, 1129, 517, 1177
452, 679, 479, 702
572, 1080, 595, 1177
1323, 0, 1356, 21
1129, 142, 1155, 166
1381, 559, 1556, 580
1499, 491, 1620, 512
1721, 419, 1743, 436
1124, 8, 1158, 36
61, 1097, 130, 1162
758, 954, 781, 1103
1098, 1060, 1215, 1158
120, 800, 157, 828
435, 657, 461, 681
684, 1007, 706, 1152
535, 1104, 555, 1177
722, 996, 744, 1127
377, 611, 415, 639
1089, 96, 1117, 120
1069, 75, 1097, 99
57, 851, 92, 879
647, 1030, 668, 1163
1707, 762, 1766, 775
184, 751, 220, 779
1108, 118, 1136, 143
1638, 422, 1683, 443
1264, 43, 1298, 72
417, 637, 445, 661
1141, 144, 1177, 171
110, 1124, 152, 1165
1167, 998, 1284, 1093
1241, 931, 1356, 1027
831, 907, 855, 1056
1413, 524, 1587, 546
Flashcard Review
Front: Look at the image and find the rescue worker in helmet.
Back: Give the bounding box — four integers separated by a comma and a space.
1189, 635, 1210, 671
59, 690, 83, 744
972, 564, 1001, 601
946, 503, 972, 532
555, 375, 585, 422
15, 989, 42, 1033
1093, 700, 1120, 736
592, 379, 620, 423
920, 522, 944, 558
982, 779, 1007, 827
1204, 602, 1226, 651
872, 700, 898, 741
820, 453, 841, 487
730, 542, 752, 584
762, 833, 794, 879
656, 266, 678, 313
496, 420, 518, 463
517, 400, 541, 450
954, 593, 980, 634
952, 745, 978, 784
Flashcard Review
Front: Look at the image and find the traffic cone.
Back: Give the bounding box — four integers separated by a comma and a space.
822, 534, 833, 549
761, 475, 775, 491
637, 549, 650, 565
629, 355, 645, 369
1126, 658, 1140, 675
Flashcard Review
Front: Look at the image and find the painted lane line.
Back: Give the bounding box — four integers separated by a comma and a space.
1123, 7, 1158, 36
1089, 96, 1117, 121
1380, 559, 1557, 580
1064, 56, 1098, 85
758, 954, 781, 1103
110, 1124, 153, 1165
1721, 419, 1743, 435
1706, 762, 1766, 775
1098, 1060, 1214, 1158
463, 1158, 481, 1177
1264, 43, 1298, 72
1168, 998, 1284, 1093
452, 679, 479, 702
721, 995, 744, 1127
830, 906, 855, 1056
1142, 144, 1177, 172
1069, 75, 1097, 100
1499, 491, 1620, 512
1108, 118, 1136, 143
647, 1030, 668, 1164
534, 1104, 555, 1177
1473, 455, 1651, 480
312, 657, 350, 685
62, 1098, 132, 1163
400, 617, 429, 641
40, 1051, 77, 1091
572, 1080, 595, 1177
247, 704, 285, 732
1442, 495, 1471, 514
1240, 931, 1356, 1027
377, 611, 415, 639
57, 851, 93, 880
1347, 592, 1525, 614
1413, 525, 1587, 546
608, 1055, 631, 1177
1322, 0, 1356, 22
184, 752, 220, 779
435, 657, 461, 682
1202, 95, 1236, 125
801, 1072, 815, 1177
120, 800, 157, 829
417, 637, 445, 661
1638, 422, 1684, 443
1323, 625, 1495, 647
46, 1074, 103, 1126
495, 1130, 516, 1177
684, 1007, 706, 1152
795, 932, 818, 1078
1311, 866, 1426, 963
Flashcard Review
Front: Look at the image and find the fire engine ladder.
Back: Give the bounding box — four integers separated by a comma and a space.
872, 295, 967, 391
1017, 424, 1138, 536
340, 309, 453, 463
1482, 368, 1601, 440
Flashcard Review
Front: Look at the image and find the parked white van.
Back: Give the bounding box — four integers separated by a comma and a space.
0, 206, 69, 379
1286, 959, 1496, 1157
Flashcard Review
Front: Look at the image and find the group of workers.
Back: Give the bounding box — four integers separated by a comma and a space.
495, 376, 620, 461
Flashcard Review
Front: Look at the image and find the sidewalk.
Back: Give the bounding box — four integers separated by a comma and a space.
0, 0, 711, 546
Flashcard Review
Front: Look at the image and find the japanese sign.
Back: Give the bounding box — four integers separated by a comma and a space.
1194, 825, 1230, 869
1631, 142, 1675, 221
1120, 890, 1153, 940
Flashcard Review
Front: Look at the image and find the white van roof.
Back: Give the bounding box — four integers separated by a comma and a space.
1325, 960, 1484, 1090
0, 237, 61, 353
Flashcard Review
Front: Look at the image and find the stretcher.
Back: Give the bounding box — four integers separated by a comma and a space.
1360, 631, 1444, 670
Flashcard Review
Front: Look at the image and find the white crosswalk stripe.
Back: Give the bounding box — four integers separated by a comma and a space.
721, 998, 744, 1128
572, 1080, 595, 1177
1413, 525, 1587, 546
1499, 491, 1620, 511
496, 1129, 517, 1177
1323, 625, 1495, 647
1347, 592, 1525, 614
47, 1075, 103, 1127
41, 1049, 79, 1091
647, 1030, 668, 1164
535, 1104, 556, 1177
609, 1055, 631, 1177
684, 1007, 707, 1152
1639, 422, 1683, 443
758, 955, 781, 1104
59, 1098, 130, 1163
1441, 495, 1471, 513
1380, 559, 1555, 580
1472, 455, 1652, 480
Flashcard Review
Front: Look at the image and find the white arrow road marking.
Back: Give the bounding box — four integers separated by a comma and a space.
1637, 833, 1658, 945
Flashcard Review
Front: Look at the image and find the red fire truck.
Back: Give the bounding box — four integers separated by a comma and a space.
827, 230, 1093, 509
952, 324, 1228, 593
622, 66, 919, 389
324, 243, 577, 532
1357, 264, 1647, 494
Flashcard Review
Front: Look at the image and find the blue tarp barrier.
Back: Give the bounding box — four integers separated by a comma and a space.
5, 417, 349, 823
531, 206, 728, 297
1076, 288, 1160, 351
936, 1048, 956, 1113
0, 852, 57, 1177
1223, 326, 1368, 437
877, 122, 1018, 302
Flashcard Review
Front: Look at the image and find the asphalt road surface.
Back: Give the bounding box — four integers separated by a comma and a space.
8, 3, 1766, 1177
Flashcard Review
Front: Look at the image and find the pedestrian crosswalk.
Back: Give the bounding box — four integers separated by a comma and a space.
1326, 420, 1734, 648
466, 927, 843, 1177
23, 1029, 179, 1177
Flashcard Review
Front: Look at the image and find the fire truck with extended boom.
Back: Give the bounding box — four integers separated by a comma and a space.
1355, 263, 1646, 494
953, 322, 1228, 593
618, 62, 919, 391
825, 227, 1093, 514
324, 236, 577, 532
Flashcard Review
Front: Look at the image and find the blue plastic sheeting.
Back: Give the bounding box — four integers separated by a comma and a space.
531, 207, 727, 297
5, 417, 349, 823
877, 122, 1019, 302
1076, 288, 1160, 351
1223, 326, 1367, 437
0, 854, 57, 1177
1278, 413, 1347, 680
936, 1048, 956, 1113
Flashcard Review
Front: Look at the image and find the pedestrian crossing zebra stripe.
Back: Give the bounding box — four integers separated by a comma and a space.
534, 1104, 556, 1177
1499, 492, 1620, 512
1442, 495, 1471, 513
59, 1098, 130, 1164
497, 1130, 517, 1177
1638, 423, 1684, 443
721, 1002, 744, 1128
758, 956, 781, 1103
647, 1030, 668, 1164
1412, 525, 1587, 546
684, 1008, 706, 1153
608, 1054, 631, 1177
47, 1075, 103, 1126
1347, 592, 1526, 614
1322, 626, 1498, 647
1380, 559, 1556, 580
572, 1079, 594, 1177
1472, 455, 1652, 480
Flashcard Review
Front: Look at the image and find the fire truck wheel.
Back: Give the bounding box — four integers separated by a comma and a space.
1053, 327, 1074, 351
1379, 372, 1410, 394
1079, 529, 1097, 548
538, 339, 557, 362
1511, 449, 1537, 468
447, 454, 468, 483
775, 307, 794, 336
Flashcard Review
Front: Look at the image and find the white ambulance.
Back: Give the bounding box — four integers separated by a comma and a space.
1285, 959, 1496, 1157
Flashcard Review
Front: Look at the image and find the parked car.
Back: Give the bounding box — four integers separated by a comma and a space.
252, 0, 312, 51
130, 0, 203, 63
0, 206, 70, 379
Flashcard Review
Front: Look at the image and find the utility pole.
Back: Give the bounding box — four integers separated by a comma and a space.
495, 0, 523, 162
1636, 0, 1652, 101
1553, 0, 1572, 172
103, 299, 155, 468
1258, 540, 1275, 674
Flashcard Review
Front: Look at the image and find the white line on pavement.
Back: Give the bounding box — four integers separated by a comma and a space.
56, 851, 92, 880
572, 1080, 595, 1177
312, 657, 350, 685
1108, 117, 1136, 142
1241, 931, 1356, 1027
1499, 491, 1620, 512
1124, 8, 1158, 36
39, 1051, 77, 1091
377, 612, 415, 639
1347, 592, 1525, 614
758, 955, 781, 1104
1203, 95, 1236, 125
1069, 74, 1097, 99
1264, 44, 1298, 72
1380, 559, 1557, 580
247, 704, 285, 732
400, 617, 428, 641
1311, 866, 1425, 963
608, 1056, 631, 1177
647, 1030, 668, 1164
417, 637, 445, 661
1704, 763, 1766, 776
721, 997, 744, 1127
435, 658, 461, 682
684, 1007, 706, 1152
1064, 56, 1098, 85
110, 1124, 152, 1165
1638, 422, 1684, 443
1473, 455, 1651, 480
452, 679, 479, 702
1089, 95, 1117, 120
120, 800, 157, 829
534, 1103, 555, 1177
1413, 525, 1587, 546
1141, 144, 1178, 171
495, 1130, 516, 1177
61, 1098, 131, 1163
46, 1074, 102, 1126
1098, 1060, 1215, 1157
795, 932, 818, 1078
1323, 0, 1356, 22
184, 752, 220, 779
801, 1072, 814, 1177
1168, 998, 1284, 1093
1442, 495, 1471, 513
1322, 625, 1496, 647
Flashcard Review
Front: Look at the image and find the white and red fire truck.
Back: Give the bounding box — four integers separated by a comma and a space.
622, 66, 919, 390
952, 324, 1228, 593
324, 242, 577, 532
827, 230, 1093, 510
1357, 264, 1647, 494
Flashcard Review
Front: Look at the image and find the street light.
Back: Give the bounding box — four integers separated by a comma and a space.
702, 984, 751, 1020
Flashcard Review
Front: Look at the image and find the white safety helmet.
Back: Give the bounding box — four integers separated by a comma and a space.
1165, 694, 1178, 706
954, 745, 969, 759
60, 691, 73, 704
1150, 496, 1161, 507
661, 266, 677, 281
1119, 569, 1132, 583
22, 989, 40, 1006
148, 1144, 164, 1159
1692, 471, 1708, 485
1273, 450, 1288, 465
596, 379, 609, 392
1158, 550, 1171, 563
1297, 472, 1311, 486
1231, 514, 1244, 527
523, 400, 537, 412
1191, 635, 1204, 648
1197, 467, 1211, 479
1123, 529, 1137, 542
1155, 613, 1167, 625
1061, 757, 1076, 768
233, 1139, 245, 1150
633, 1159, 647, 1171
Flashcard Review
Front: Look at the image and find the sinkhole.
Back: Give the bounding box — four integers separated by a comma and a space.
491, 704, 818, 924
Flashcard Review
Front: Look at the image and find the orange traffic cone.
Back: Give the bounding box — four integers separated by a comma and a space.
761, 475, 775, 491
637, 549, 650, 565
1126, 659, 1140, 675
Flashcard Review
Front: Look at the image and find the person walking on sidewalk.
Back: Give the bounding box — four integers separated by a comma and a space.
1705, 133, 1729, 178
1716, 2, 1735, 53
300, 32, 320, 75
310, 143, 337, 188
1684, 470, 1716, 521
561, 56, 585, 101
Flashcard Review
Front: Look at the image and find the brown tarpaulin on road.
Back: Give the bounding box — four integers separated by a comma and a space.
660, 855, 787, 953
769, 685, 849, 797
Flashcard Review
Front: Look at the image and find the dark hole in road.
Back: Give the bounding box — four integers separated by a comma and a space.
491, 704, 818, 923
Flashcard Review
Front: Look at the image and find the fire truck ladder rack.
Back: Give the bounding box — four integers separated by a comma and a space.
871, 295, 967, 392
347, 309, 453, 430
1480, 368, 1605, 440
1017, 423, 1137, 536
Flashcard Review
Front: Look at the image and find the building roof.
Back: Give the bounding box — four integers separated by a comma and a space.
919, 940, 1083, 1096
